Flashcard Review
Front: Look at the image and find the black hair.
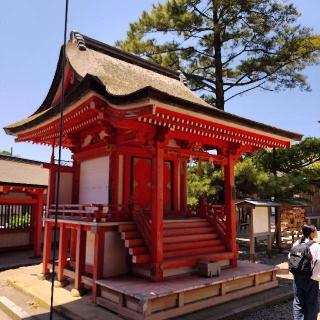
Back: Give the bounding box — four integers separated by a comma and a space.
301, 224, 317, 241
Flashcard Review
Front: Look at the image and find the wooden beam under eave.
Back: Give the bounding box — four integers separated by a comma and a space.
164, 146, 224, 165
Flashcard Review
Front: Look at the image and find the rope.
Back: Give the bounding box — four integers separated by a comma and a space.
50, 1, 69, 319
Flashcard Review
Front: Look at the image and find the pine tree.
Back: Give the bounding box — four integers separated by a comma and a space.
117, 0, 320, 110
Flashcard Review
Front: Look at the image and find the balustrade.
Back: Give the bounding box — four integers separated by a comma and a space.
47, 203, 130, 222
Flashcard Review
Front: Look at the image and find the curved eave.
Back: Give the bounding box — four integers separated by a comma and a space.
33, 46, 64, 115
4, 74, 302, 142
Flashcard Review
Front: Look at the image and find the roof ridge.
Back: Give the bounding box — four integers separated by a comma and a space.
0, 155, 48, 166
78, 33, 180, 80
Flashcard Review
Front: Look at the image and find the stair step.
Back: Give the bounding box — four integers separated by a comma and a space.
129, 246, 148, 255
121, 231, 140, 240
164, 221, 210, 229
164, 233, 218, 244
164, 239, 223, 252
118, 224, 137, 232
163, 246, 226, 259
163, 252, 234, 270
125, 239, 144, 248
132, 254, 151, 264
164, 227, 214, 236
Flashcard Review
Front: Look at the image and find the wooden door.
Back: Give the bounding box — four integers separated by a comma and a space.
131, 157, 152, 210
130, 158, 174, 213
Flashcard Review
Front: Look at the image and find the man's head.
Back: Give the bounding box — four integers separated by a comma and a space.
302, 224, 318, 240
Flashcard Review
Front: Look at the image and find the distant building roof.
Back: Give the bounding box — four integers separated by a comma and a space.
236, 199, 281, 207
0, 155, 49, 188
236, 199, 311, 208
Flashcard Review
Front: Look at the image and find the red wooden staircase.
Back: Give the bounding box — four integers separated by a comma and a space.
118, 217, 233, 278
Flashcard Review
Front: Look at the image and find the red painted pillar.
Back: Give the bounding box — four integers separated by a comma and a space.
224, 153, 237, 267
123, 155, 131, 206
42, 221, 52, 274
92, 227, 105, 303
57, 223, 68, 282
33, 194, 44, 257
74, 225, 87, 290
72, 159, 80, 204
47, 166, 57, 210
70, 228, 77, 262
173, 159, 179, 213
180, 159, 187, 214
151, 142, 164, 281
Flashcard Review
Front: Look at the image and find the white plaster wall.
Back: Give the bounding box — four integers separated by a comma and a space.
103, 231, 128, 277
58, 172, 73, 204
0, 232, 29, 248
79, 156, 109, 204
85, 230, 129, 277
252, 207, 269, 234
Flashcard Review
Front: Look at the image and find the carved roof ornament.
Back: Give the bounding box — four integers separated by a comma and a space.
192, 142, 204, 152
70, 31, 86, 51
178, 70, 188, 86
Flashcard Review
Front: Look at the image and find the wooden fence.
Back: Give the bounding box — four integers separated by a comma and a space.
0, 202, 46, 251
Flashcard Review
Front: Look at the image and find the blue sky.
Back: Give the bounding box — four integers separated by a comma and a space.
0, 0, 319, 161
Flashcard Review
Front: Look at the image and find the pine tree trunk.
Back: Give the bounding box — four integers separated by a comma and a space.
213, 1, 225, 110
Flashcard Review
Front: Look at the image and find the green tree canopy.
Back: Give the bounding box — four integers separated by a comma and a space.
254, 137, 320, 173
187, 138, 320, 203
187, 161, 223, 205
117, 0, 320, 110
0, 150, 12, 156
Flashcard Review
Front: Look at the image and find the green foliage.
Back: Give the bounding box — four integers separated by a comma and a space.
8, 212, 30, 229
187, 161, 223, 205
0, 150, 11, 156
187, 138, 320, 203
235, 157, 271, 198
117, 0, 320, 110
254, 137, 320, 173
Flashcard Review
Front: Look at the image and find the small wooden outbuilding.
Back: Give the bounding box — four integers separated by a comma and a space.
236, 199, 310, 259
236, 200, 277, 260
0, 155, 48, 255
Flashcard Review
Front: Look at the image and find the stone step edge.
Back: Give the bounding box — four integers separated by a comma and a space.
0, 296, 32, 320
7, 278, 82, 320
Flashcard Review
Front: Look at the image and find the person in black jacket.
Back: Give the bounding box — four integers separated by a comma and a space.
290, 225, 320, 320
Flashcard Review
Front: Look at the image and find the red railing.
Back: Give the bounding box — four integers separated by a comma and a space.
47, 203, 130, 222
205, 204, 227, 246
132, 209, 152, 252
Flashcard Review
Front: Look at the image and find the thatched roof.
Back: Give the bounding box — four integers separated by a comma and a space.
67, 41, 212, 109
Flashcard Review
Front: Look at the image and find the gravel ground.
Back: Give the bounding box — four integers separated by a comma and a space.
238, 300, 293, 320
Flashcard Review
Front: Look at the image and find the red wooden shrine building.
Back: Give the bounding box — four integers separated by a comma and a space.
5, 32, 302, 317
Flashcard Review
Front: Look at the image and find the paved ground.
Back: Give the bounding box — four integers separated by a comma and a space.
2, 264, 121, 320
0, 264, 63, 319
0, 247, 317, 319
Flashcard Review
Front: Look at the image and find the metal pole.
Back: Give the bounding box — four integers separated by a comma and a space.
50, 1, 69, 318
